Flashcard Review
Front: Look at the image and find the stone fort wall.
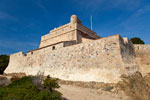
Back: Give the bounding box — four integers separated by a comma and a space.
134, 45, 150, 75
39, 23, 77, 48
5, 35, 139, 83
39, 15, 100, 48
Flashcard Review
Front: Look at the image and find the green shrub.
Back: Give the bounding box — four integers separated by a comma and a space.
43, 75, 60, 92
37, 90, 61, 100
0, 76, 62, 100
130, 37, 145, 44
104, 86, 114, 91
0, 55, 9, 74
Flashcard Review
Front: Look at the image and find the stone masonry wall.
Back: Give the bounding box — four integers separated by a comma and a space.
5, 35, 139, 83
77, 23, 101, 39
134, 45, 150, 75
120, 38, 139, 75
39, 23, 77, 48
39, 22, 100, 48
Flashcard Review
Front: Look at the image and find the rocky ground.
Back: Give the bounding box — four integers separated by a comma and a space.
58, 72, 150, 100
58, 84, 129, 100
1, 72, 150, 100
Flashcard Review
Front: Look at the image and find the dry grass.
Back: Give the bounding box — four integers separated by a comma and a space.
58, 80, 115, 91
116, 71, 150, 100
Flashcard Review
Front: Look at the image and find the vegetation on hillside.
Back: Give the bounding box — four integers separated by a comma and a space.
0, 76, 62, 100
130, 37, 145, 44
0, 55, 9, 74
116, 71, 150, 100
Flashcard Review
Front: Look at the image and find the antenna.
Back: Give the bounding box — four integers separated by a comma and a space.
91, 16, 93, 30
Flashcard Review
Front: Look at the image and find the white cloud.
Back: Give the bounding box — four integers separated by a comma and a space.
34, 0, 48, 13
120, 5, 150, 28
0, 11, 18, 21
134, 5, 150, 17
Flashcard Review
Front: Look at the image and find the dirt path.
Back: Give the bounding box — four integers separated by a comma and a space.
57, 85, 129, 100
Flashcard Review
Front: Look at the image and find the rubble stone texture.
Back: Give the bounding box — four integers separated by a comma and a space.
4, 15, 150, 83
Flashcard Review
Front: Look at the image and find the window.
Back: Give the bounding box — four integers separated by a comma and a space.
52, 46, 55, 50
31, 52, 33, 55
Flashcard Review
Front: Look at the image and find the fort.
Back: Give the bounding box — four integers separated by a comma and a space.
4, 15, 150, 83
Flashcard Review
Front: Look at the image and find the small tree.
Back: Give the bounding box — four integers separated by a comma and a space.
43, 75, 60, 92
0, 76, 62, 100
130, 37, 145, 44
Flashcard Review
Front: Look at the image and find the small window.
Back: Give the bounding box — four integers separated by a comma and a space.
52, 46, 55, 50
31, 52, 33, 55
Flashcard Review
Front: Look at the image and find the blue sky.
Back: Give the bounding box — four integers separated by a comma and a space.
0, 0, 150, 55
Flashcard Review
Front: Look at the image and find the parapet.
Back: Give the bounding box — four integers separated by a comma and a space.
39, 15, 101, 48
5, 34, 140, 83
134, 44, 150, 75
134, 44, 150, 51
11, 52, 26, 57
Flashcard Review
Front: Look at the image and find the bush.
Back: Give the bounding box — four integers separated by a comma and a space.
0, 55, 9, 74
43, 75, 60, 92
0, 76, 62, 100
104, 86, 114, 91
130, 37, 145, 44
